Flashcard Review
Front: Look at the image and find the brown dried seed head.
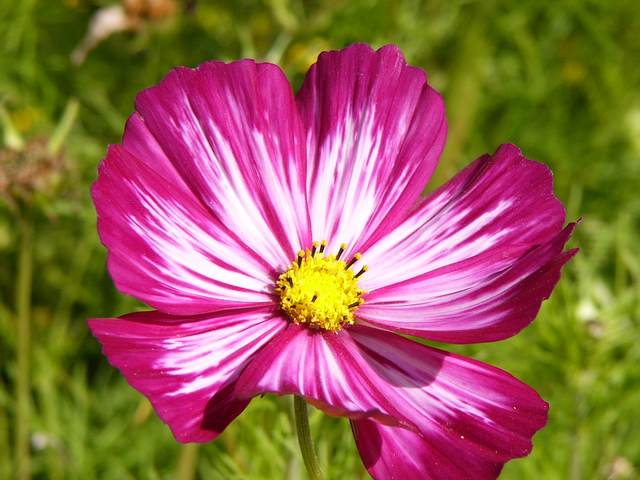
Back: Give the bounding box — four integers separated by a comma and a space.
124, 0, 177, 19
0, 138, 67, 208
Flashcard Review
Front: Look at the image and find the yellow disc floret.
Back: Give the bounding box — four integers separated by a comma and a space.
276, 241, 367, 332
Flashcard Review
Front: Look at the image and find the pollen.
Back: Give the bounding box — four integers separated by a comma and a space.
276, 241, 366, 332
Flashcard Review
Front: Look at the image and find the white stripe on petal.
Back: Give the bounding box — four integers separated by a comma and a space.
298, 44, 446, 254
357, 144, 572, 343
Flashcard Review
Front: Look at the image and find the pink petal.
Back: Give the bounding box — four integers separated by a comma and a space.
88, 308, 286, 442
134, 59, 311, 270
297, 43, 446, 255
352, 421, 503, 479
93, 144, 277, 315
233, 324, 415, 430
235, 323, 546, 475
358, 144, 576, 343
349, 326, 548, 479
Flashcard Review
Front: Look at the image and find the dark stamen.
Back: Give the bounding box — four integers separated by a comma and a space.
355, 265, 368, 278
348, 300, 362, 308
336, 243, 347, 260
311, 293, 318, 302
311, 241, 319, 256
287, 277, 294, 286
297, 251, 304, 267
345, 253, 361, 270
319, 240, 327, 254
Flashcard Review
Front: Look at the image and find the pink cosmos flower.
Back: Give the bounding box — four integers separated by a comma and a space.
89, 43, 576, 479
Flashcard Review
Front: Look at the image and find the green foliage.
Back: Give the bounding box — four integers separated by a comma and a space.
0, 0, 638, 478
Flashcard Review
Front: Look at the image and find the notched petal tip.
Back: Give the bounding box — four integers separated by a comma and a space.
494, 142, 569, 227
359, 142, 577, 343
133, 57, 290, 116
299, 41, 446, 251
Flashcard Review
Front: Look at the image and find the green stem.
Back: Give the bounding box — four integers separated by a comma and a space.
176, 443, 199, 480
16, 217, 33, 480
293, 396, 322, 480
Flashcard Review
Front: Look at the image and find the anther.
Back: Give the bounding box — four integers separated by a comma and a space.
336, 243, 347, 260
345, 252, 362, 270
348, 300, 362, 309
311, 241, 319, 256
319, 240, 327, 253
287, 277, 294, 287
311, 293, 318, 302
297, 250, 305, 267
355, 265, 368, 278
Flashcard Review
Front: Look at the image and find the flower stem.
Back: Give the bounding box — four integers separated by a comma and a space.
293, 396, 322, 480
176, 443, 199, 480
16, 217, 33, 480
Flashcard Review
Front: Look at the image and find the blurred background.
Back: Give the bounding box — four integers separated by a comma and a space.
0, 0, 638, 479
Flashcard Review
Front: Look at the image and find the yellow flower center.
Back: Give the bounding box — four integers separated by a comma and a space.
276, 241, 367, 332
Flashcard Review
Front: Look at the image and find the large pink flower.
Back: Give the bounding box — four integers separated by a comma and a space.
89, 44, 576, 479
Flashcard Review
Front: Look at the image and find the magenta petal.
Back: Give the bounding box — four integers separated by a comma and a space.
88, 309, 286, 442
134, 59, 310, 269
93, 145, 276, 315
359, 144, 576, 342
349, 326, 548, 478
236, 323, 547, 475
297, 43, 446, 253
361, 224, 576, 343
352, 421, 503, 480
233, 324, 414, 430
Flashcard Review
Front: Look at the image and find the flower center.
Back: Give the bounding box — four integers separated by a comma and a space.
276, 241, 367, 332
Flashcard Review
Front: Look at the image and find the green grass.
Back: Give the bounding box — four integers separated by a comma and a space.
1, 0, 639, 478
